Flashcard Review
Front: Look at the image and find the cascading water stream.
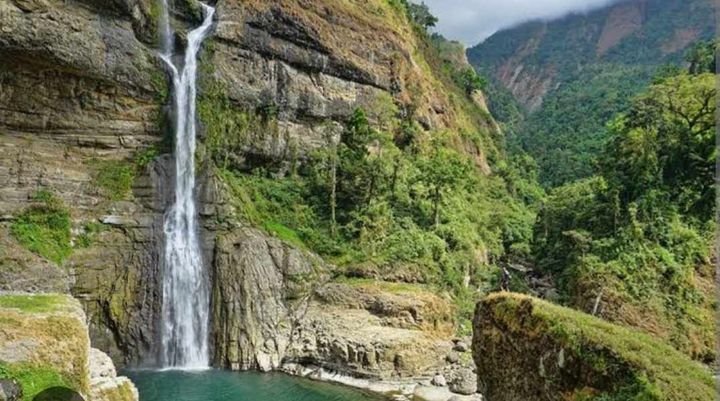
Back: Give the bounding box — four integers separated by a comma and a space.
158, 1, 215, 369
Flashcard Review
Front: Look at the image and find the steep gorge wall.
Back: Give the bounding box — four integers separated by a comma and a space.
0, 0, 168, 365
1, 2, 496, 389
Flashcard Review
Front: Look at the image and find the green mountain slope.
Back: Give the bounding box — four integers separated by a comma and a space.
467, 0, 715, 187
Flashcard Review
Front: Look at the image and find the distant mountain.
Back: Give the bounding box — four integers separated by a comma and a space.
468, 0, 715, 187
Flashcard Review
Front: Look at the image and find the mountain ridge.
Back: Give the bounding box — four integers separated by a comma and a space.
467, 0, 715, 187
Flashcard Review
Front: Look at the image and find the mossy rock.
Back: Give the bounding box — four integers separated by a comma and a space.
472, 293, 714, 401
0, 294, 90, 400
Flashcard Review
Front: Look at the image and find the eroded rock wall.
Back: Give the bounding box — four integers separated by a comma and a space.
2, 0, 489, 378
209, 222, 457, 380
0, 0, 168, 366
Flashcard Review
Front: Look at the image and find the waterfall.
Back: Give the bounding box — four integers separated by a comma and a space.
158, 1, 215, 369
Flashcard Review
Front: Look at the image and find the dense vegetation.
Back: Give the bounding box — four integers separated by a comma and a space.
198, 1, 540, 330
468, 0, 715, 187
532, 66, 716, 361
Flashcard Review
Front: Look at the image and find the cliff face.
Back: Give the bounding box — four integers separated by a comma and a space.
204, 0, 497, 171
1, 2, 497, 389
210, 227, 457, 380
0, 0, 168, 365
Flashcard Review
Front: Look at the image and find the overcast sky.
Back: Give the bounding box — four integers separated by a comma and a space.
419, 0, 622, 46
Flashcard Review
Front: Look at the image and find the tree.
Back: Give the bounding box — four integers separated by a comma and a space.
417, 145, 470, 228
454, 68, 488, 95
600, 73, 716, 219
685, 40, 717, 75
407, 2, 438, 30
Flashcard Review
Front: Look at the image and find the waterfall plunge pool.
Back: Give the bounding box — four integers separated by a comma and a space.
125, 369, 389, 401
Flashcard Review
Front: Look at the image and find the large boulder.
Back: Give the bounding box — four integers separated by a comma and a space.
0, 294, 138, 401
211, 226, 456, 380
472, 293, 714, 401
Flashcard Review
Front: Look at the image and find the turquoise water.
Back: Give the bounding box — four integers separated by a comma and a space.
125, 370, 387, 401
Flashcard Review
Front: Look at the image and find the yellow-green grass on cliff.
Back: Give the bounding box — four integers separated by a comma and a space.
336, 277, 430, 294
478, 293, 714, 401
0, 294, 67, 313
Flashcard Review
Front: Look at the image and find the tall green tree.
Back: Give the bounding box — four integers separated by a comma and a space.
407, 2, 438, 30
417, 144, 471, 228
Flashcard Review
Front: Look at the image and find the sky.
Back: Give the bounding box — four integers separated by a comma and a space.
418, 0, 622, 46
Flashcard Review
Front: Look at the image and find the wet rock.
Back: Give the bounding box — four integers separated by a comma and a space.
0, 379, 22, 401
448, 368, 478, 395
431, 374, 447, 387
453, 341, 470, 353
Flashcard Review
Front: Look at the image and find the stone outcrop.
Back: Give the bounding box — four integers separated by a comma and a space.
472, 293, 714, 401
210, 225, 457, 382
89, 348, 139, 401
0, 293, 138, 401
211, 227, 325, 372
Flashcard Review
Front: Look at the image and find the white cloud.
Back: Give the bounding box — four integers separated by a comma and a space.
417, 0, 623, 45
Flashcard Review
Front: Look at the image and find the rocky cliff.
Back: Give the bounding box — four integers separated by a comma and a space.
1, 2, 496, 396
0, 0, 171, 365
210, 226, 458, 379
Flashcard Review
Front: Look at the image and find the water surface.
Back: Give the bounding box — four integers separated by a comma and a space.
126, 370, 387, 401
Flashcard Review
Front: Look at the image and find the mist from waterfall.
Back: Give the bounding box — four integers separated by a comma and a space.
157, 0, 215, 369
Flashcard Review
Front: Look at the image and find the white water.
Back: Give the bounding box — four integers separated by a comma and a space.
158, 1, 215, 369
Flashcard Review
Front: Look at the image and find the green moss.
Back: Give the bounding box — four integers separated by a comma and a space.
262, 221, 306, 249
75, 221, 105, 249
197, 79, 278, 168
0, 362, 71, 401
89, 159, 135, 201
134, 146, 161, 170
0, 294, 66, 313
150, 69, 169, 104
10, 191, 72, 264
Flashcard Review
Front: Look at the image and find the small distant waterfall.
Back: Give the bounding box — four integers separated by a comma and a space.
158, 1, 215, 369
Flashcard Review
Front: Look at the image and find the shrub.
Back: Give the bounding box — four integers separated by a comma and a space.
11, 191, 71, 264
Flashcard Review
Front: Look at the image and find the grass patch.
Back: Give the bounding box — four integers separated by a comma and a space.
10, 191, 71, 264
0, 294, 65, 313
335, 277, 429, 294
75, 221, 105, 249
262, 221, 306, 249
90, 159, 135, 201
0, 362, 71, 401
134, 146, 161, 170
